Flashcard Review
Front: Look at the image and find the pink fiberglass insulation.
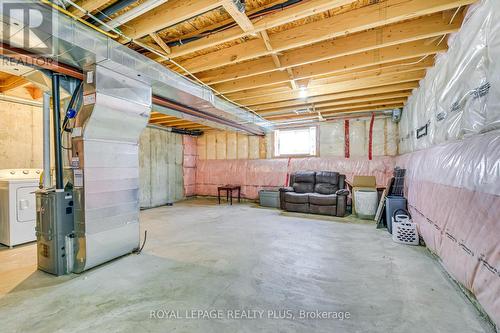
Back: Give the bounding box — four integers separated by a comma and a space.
183, 135, 197, 196
396, 130, 500, 326
194, 157, 395, 199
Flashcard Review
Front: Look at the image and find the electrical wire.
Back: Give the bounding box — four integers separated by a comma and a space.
449, 6, 462, 24
52, 0, 267, 124
41, 0, 119, 38
164, 0, 303, 47
136, 230, 147, 254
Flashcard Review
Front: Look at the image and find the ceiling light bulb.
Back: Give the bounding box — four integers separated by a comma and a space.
299, 86, 308, 99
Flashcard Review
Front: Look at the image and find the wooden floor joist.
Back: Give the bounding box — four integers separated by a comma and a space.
154, 0, 357, 60
250, 83, 419, 110
234, 71, 425, 105
257, 92, 413, 116
195, 13, 460, 85
212, 40, 444, 94
95, 0, 473, 128
176, 0, 470, 73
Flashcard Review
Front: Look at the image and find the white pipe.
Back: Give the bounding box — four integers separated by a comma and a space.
101, 0, 169, 31
43, 92, 51, 188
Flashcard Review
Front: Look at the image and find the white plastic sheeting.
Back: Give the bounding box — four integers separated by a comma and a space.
320, 118, 398, 157
319, 121, 345, 157
183, 136, 197, 196
399, 0, 500, 154
396, 130, 500, 326
139, 128, 184, 208
195, 157, 395, 199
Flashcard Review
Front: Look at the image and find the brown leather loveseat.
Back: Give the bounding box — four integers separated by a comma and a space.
279, 171, 348, 217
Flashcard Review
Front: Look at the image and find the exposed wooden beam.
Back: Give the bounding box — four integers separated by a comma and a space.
160, 0, 357, 59
154, 121, 196, 126
120, 0, 226, 39
259, 30, 298, 90
267, 102, 405, 120
222, 0, 254, 32
308, 59, 434, 87
272, 105, 399, 123
150, 115, 178, 121
254, 84, 418, 111
149, 33, 171, 55
153, 0, 286, 45
211, 58, 428, 104
234, 72, 424, 106
215, 57, 431, 101
0, 76, 30, 93
70, 0, 109, 18
176, 0, 471, 72
258, 92, 413, 116
222, 0, 298, 92
308, 56, 435, 83
179, 124, 208, 129
150, 117, 187, 123
25, 86, 43, 100
216, 40, 442, 95
264, 98, 407, 119
251, 83, 418, 110
196, 13, 460, 84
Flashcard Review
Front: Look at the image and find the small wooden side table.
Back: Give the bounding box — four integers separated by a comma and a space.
217, 185, 241, 205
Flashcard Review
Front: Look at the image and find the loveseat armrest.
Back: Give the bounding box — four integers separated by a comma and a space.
279, 187, 294, 209
335, 189, 349, 196
335, 189, 349, 217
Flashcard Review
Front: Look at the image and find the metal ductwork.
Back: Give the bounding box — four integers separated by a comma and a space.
71, 64, 151, 272
0, 2, 273, 135
233, 0, 246, 13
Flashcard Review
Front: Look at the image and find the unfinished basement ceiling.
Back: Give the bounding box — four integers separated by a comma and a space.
64, 0, 473, 130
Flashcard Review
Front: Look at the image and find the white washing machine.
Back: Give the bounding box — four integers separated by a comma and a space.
0, 169, 42, 247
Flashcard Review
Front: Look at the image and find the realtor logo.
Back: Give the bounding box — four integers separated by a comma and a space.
2, 0, 54, 56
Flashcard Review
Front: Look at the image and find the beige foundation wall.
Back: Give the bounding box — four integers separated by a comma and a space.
0, 100, 43, 169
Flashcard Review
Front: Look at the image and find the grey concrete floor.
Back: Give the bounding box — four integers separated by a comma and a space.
0, 198, 494, 333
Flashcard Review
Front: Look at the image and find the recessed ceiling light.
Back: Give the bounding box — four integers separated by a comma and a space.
299, 86, 308, 99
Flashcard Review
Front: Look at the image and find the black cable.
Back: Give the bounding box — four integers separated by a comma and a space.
165, 0, 303, 48
62, 81, 83, 132
136, 230, 147, 254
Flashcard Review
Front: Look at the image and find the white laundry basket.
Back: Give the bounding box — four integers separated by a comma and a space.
391, 209, 419, 245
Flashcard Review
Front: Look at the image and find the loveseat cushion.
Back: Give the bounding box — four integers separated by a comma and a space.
314, 171, 339, 194
310, 204, 336, 216
293, 182, 314, 193
314, 183, 338, 194
285, 202, 310, 213
315, 171, 338, 184
308, 193, 337, 206
294, 171, 315, 183
284, 192, 310, 204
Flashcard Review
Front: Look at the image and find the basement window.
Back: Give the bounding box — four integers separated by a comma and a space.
274, 127, 317, 157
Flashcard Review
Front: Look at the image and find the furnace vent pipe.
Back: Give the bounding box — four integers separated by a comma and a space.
51, 73, 64, 191
43, 92, 51, 188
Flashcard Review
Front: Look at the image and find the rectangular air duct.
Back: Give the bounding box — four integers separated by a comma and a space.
71, 64, 151, 272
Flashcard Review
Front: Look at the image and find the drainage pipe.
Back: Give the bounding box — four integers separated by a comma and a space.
51, 73, 64, 191
43, 92, 52, 188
